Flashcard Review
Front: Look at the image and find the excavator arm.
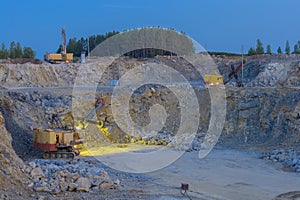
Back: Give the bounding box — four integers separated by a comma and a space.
223, 60, 246, 87
73, 98, 113, 137
61, 28, 67, 55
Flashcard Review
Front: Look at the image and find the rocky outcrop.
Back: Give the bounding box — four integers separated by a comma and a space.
0, 111, 29, 199
216, 54, 300, 87
0, 62, 78, 88
1, 55, 300, 155
223, 87, 300, 147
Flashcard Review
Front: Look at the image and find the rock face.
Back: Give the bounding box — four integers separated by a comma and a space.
0, 91, 73, 159
1, 55, 300, 157
0, 62, 78, 88
0, 55, 300, 199
216, 54, 300, 87
0, 111, 29, 199
223, 87, 300, 147
1, 55, 298, 89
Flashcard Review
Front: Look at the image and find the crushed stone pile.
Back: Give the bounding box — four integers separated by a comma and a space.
261, 149, 300, 172
24, 158, 119, 194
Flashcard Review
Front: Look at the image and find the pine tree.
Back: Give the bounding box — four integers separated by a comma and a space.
266, 44, 272, 54
256, 39, 264, 54
15, 42, 23, 58
248, 47, 256, 56
293, 44, 299, 54
277, 46, 282, 54
23, 47, 35, 59
0, 43, 9, 59
9, 41, 16, 58
285, 40, 290, 54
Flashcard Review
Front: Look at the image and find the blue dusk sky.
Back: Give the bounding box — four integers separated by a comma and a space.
1, 0, 299, 58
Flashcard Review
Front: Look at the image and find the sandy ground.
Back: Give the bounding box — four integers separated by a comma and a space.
133, 147, 300, 200
68, 146, 300, 199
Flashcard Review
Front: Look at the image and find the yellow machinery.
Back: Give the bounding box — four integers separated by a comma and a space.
33, 98, 105, 159
204, 60, 247, 87
44, 53, 73, 63
34, 97, 170, 159
44, 28, 73, 63
33, 128, 82, 158
204, 69, 224, 85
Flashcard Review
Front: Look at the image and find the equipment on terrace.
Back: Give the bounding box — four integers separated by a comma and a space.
203, 60, 246, 87
223, 60, 246, 87
203, 69, 224, 86
44, 28, 73, 63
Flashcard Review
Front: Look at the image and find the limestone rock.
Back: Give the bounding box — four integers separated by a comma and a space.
51, 187, 61, 194
31, 167, 45, 179
34, 186, 50, 192
59, 181, 68, 192
28, 161, 36, 169
68, 182, 78, 192
75, 177, 91, 192
100, 182, 117, 189
0, 112, 29, 198
66, 173, 81, 183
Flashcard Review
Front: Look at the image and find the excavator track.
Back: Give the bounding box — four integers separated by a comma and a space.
43, 151, 76, 159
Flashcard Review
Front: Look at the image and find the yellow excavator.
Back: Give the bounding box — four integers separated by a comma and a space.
44, 28, 73, 64
33, 98, 105, 159
34, 97, 170, 159
33, 109, 85, 159
203, 69, 224, 86
204, 60, 246, 87
33, 128, 82, 159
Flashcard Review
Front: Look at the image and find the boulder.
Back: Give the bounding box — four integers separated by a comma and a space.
59, 181, 68, 192
51, 187, 61, 194
100, 182, 116, 189
34, 186, 50, 192
27, 182, 34, 188
66, 173, 81, 183
75, 177, 91, 192
89, 175, 107, 187
68, 183, 78, 192
30, 167, 45, 178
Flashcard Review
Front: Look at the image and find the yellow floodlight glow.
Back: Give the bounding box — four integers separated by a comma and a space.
79, 144, 157, 157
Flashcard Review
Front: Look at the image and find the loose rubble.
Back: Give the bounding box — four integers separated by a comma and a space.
24, 158, 119, 194
261, 149, 300, 172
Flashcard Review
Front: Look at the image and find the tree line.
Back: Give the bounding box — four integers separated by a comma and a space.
56, 31, 119, 57
248, 39, 300, 55
60, 28, 195, 58
0, 42, 35, 59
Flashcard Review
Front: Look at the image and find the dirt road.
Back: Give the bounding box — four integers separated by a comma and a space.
136, 148, 300, 200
